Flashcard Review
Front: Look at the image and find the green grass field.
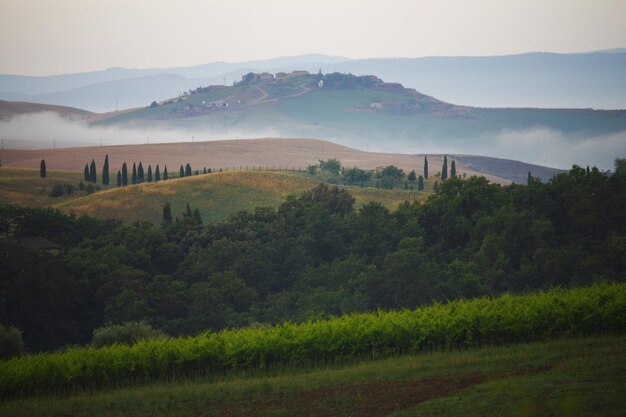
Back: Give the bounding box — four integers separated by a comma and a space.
0, 168, 114, 207
1, 335, 623, 417
0, 168, 427, 224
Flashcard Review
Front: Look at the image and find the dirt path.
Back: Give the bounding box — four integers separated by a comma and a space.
199, 364, 556, 417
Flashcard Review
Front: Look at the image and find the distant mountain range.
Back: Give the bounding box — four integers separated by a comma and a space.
1, 51, 625, 112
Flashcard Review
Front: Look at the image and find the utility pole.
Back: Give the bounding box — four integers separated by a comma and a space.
192, 135, 194, 144
53, 139, 56, 149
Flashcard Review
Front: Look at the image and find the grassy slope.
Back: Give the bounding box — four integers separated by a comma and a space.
13, 169, 422, 224
0, 168, 115, 207
2, 335, 623, 417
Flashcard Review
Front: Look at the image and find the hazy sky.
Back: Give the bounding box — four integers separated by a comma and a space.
1, 0, 625, 76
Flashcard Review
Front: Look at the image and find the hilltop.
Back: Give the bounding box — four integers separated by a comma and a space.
87, 71, 626, 167
0, 99, 93, 120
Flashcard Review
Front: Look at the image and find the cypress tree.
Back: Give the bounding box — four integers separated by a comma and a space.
138, 162, 144, 183
162, 201, 173, 224
418, 175, 424, 190
132, 162, 137, 185
185, 163, 192, 177
192, 208, 202, 225
90, 159, 97, 183
424, 156, 429, 179
441, 156, 448, 181
163, 166, 168, 180
102, 154, 109, 185
180, 165, 184, 178
84, 164, 90, 182
117, 170, 122, 187
122, 163, 128, 186
203, 167, 207, 174
155, 164, 161, 181
527, 171, 532, 185
40, 159, 46, 178
147, 165, 153, 182
450, 160, 456, 178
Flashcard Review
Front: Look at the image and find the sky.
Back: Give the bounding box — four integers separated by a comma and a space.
1, 0, 625, 76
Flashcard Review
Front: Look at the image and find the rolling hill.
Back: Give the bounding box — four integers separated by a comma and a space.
0, 167, 430, 224
0, 138, 563, 184
0, 100, 93, 120
88, 72, 626, 170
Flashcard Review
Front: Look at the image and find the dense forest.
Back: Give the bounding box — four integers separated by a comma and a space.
1, 165, 624, 352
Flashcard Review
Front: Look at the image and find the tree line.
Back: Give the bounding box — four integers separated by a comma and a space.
2, 162, 624, 352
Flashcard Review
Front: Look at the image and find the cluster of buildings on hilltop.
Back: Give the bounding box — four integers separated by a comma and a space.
241, 70, 311, 83
181, 100, 229, 114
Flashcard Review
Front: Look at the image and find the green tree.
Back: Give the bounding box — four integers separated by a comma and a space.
117, 170, 122, 187
424, 156, 429, 179
185, 163, 192, 177
147, 165, 153, 182
155, 165, 161, 181
0, 323, 26, 360
203, 167, 207, 174
441, 156, 448, 181
132, 162, 137, 185
407, 170, 416, 182
162, 202, 173, 223
163, 166, 168, 180
122, 162, 128, 186
102, 154, 109, 185
319, 158, 341, 175
614, 157, 626, 173
179, 165, 185, 178
84, 164, 90, 182
39, 159, 46, 178
433, 181, 439, 192
450, 160, 456, 178
90, 159, 97, 183
418, 175, 424, 190
138, 162, 144, 183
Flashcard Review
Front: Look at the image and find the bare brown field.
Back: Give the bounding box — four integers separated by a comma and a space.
0, 138, 510, 184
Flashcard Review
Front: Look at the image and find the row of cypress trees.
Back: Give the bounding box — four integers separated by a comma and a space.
116, 162, 169, 187
422, 155, 456, 181
80, 155, 180, 187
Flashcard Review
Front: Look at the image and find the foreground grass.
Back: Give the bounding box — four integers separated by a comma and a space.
0, 168, 425, 224
1, 335, 624, 417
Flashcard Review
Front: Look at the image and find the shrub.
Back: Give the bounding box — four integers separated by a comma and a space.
91, 322, 166, 348
49, 183, 64, 197
85, 183, 95, 194
0, 324, 25, 360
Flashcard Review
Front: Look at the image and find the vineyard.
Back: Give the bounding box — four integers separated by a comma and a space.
1, 283, 625, 398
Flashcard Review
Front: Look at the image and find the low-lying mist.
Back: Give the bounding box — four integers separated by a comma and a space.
0, 113, 624, 171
